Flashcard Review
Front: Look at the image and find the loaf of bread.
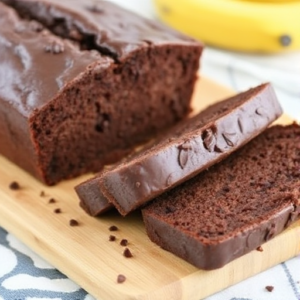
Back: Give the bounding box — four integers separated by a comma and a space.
142, 124, 300, 270
0, 0, 202, 185
76, 83, 282, 216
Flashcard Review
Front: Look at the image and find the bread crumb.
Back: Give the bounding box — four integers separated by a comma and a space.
109, 235, 116, 241
265, 286, 274, 292
117, 274, 126, 283
69, 219, 79, 226
109, 225, 118, 231
9, 181, 20, 190
123, 248, 133, 258
120, 239, 128, 246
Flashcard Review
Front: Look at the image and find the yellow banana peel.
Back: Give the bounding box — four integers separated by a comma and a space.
154, 0, 300, 53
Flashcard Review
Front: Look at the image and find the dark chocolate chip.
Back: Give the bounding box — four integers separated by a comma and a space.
237, 118, 244, 134
9, 181, 20, 190
48, 198, 56, 204
265, 286, 274, 292
109, 235, 116, 242
40, 191, 45, 197
255, 107, 264, 116
117, 274, 126, 283
178, 148, 189, 169
120, 239, 128, 247
214, 145, 224, 153
54, 208, 61, 214
123, 248, 133, 258
109, 225, 118, 231
202, 128, 216, 152
256, 246, 263, 252
222, 132, 236, 147
265, 226, 276, 241
69, 219, 79, 227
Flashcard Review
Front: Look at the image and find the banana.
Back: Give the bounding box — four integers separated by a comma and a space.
153, 0, 300, 53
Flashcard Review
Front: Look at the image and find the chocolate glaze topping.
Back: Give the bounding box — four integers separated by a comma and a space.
2, 0, 199, 61
0, 2, 105, 116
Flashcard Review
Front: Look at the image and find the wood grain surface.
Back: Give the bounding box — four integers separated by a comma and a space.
0, 77, 299, 300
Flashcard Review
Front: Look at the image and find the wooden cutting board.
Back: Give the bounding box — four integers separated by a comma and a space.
0, 77, 299, 300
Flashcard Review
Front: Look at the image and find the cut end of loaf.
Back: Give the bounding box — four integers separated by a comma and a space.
142, 123, 300, 269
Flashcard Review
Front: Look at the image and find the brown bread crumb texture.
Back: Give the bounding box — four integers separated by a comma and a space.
142, 124, 300, 270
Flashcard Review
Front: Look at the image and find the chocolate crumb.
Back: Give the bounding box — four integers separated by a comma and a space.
120, 239, 128, 246
54, 208, 61, 214
123, 248, 133, 258
135, 182, 141, 188
69, 219, 79, 226
109, 225, 118, 231
40, 191, 45, 197
9, 181, 20, 190
48, 198, 56, 204
256, 246, 263, 252
265, 286, 274, 292
117, 274, 126, 283
109, 235, 116, 241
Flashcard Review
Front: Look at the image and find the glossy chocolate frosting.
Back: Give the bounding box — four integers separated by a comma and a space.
2, 0, 201, 61
0, 2, 110, 117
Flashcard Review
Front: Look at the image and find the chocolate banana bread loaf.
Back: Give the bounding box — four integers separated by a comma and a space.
142, 123, 300, 270
76, 83, 282, 216
0, 0, 202, 185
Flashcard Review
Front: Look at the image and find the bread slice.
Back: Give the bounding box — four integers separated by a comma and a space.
142, 124, 300, 270
75, 83, 282, 216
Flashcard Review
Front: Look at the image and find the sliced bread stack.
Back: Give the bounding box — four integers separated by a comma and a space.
76, 83, 282, 215
142, 123, 300, 269
75, 83, 300, 270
